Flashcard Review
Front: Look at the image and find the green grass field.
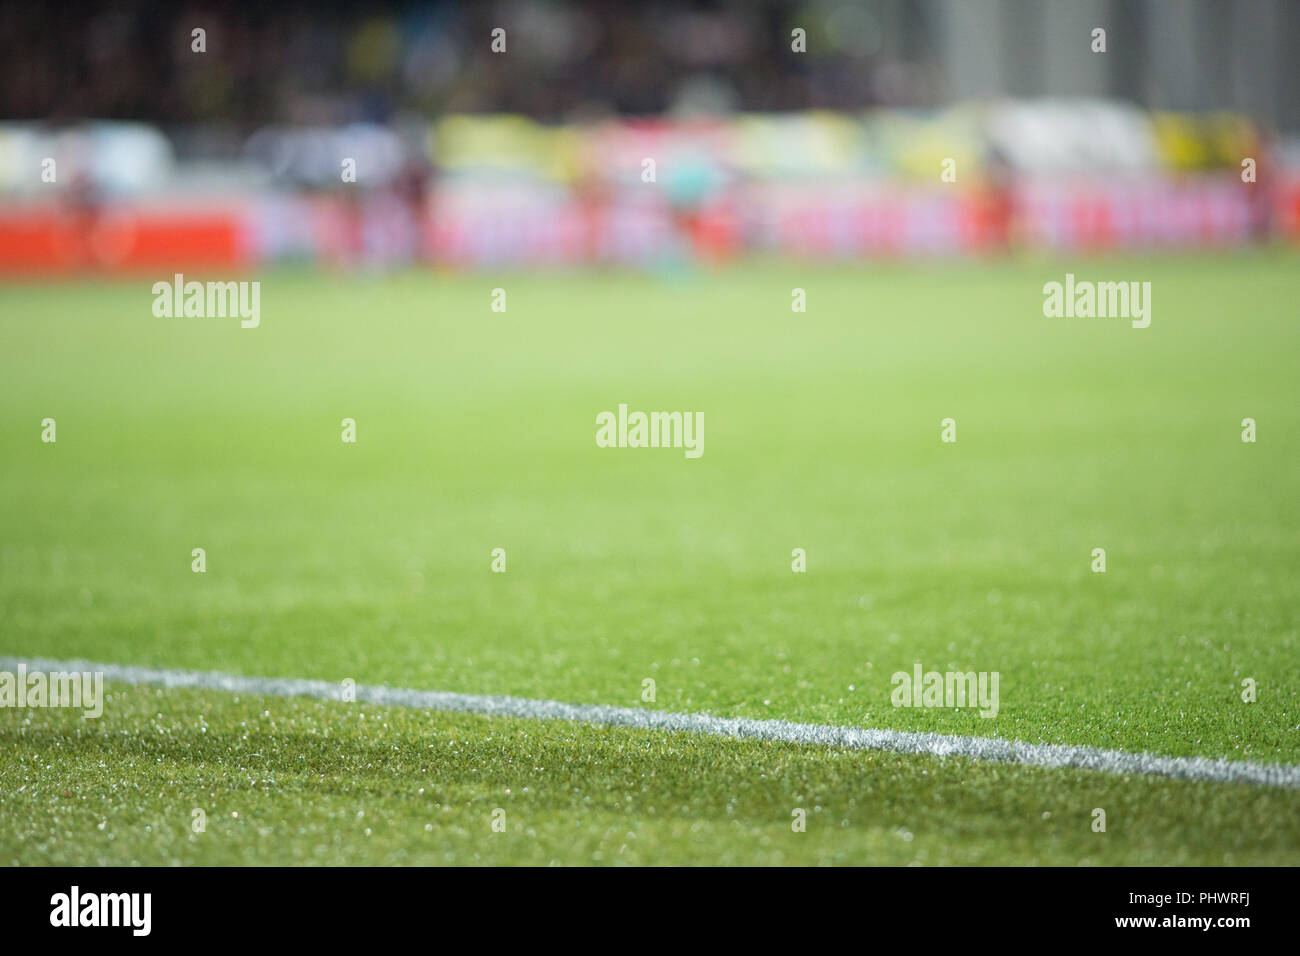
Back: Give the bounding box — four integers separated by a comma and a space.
2, 250, 1298, 865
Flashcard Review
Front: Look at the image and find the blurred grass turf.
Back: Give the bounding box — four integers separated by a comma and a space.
1, 250, 1297, 786
2, 683, 1298, 866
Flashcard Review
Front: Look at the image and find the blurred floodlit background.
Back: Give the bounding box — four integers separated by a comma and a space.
1, 0, 1298, 272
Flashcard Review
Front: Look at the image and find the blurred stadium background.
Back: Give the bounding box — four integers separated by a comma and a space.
4, 1, 1300, 869
1, 0, 1298, 274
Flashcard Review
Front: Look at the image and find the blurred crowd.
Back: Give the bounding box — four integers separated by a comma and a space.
1, 0, 941, 129
2, 1, 1296, 274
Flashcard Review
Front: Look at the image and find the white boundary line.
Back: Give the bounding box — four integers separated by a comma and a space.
5, 655, 1299, 788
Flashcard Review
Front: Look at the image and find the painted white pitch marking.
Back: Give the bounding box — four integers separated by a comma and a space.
4, 656, 1298, 788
